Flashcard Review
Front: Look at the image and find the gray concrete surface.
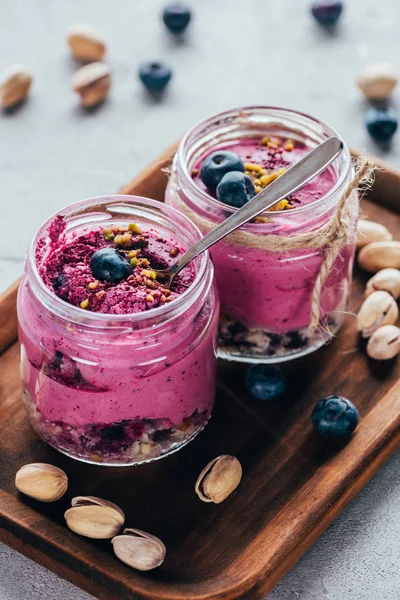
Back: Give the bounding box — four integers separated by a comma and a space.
0, 0, 399, 598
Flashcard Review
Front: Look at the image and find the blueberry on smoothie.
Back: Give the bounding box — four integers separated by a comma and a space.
162, 2, 192, 33
246, 365, 286, 401
139, 62, 172, 93
365, 108, 398, 142
217, 171, 256, 208
311, 1, 343, 26
312, 395, 359, 438
200, 150, 244, 193
90, 248, 133, 283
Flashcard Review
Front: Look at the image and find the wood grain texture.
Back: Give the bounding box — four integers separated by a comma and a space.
1, 148, 400, 600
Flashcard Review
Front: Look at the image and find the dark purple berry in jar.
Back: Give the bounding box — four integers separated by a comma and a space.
200, 150, 244, 193
312, 395, 359, 438
53, 274, 69, 300
365, 107, 398, 142
217, 171, 256, 208
162, 2, 191, 33
90, 248, 133, 283
246, 365, 286, 401
139, 61, 172, 93
311, 1, 343, 26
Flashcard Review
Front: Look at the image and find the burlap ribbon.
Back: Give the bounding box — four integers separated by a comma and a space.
169, 157, 374, 330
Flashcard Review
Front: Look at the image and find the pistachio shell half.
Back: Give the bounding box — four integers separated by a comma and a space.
358, 241, 400, 272
365, 268, 400, 299
367, 324, 400, 360
356, 62, 398, 100
0, 64, 32, 108
112, 528, 166, 571
67, 24, 106, 62
356, 290, 399, 338
356, 220, 393, 249
71, 62, 111, 108
195, 455, 242, 504
15, 463, 68, 502
65, 496, 125, 539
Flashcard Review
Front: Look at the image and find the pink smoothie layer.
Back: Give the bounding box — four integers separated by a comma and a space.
18, 219, 217, 427
167, 136, 353, 333
36, 216, 194, 314
193, 138, 336, 207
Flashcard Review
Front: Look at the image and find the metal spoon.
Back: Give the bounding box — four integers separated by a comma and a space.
156, 136, 343, 287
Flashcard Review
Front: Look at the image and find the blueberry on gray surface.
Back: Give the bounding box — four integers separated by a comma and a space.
311, 1, 343, 26
162, 2, 192, 33
312, 395, 359, 438
90, 248, 133, 283
138, 61, 172, 93
246, 364, 286, 400
365, 107, 398, 142
216, 171, 256, 208
200, 150, 244, 193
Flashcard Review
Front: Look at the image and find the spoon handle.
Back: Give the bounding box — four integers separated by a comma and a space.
171, 136, 343, 275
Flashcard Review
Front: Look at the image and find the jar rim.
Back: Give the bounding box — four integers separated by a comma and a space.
177, 105, 352, 218
27, 195, 212, 326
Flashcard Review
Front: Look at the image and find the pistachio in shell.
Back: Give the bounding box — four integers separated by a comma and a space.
195, 455, 242, 504
15, 463, 68, 502
358, 241, 400, 272
64, 496, 125, 539
356, 220, 393, 249
367, 324, 400, 360
356, 290, 399, 338
365, 268, 400, 299
112, 528, 166, 571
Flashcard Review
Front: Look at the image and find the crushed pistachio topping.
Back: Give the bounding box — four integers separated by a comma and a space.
254, 216, 266, 224
284, 139, 295, 151
88, 280, 99, 290
142, 269, 156, 280
103, 229, 115, 241
269, 199, 291, 211
128, 222, 142, 234
244, 162, 264, 173
260, 136, 270, 145
146, 294, 154, 302
169, 246, 180, 258
80, 299, 89, 309
114, 232, 132, 248
138, 258, 150, 268
130, 257, 138, 268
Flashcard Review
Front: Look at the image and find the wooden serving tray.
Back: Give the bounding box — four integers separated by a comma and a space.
1, 146, 400, 600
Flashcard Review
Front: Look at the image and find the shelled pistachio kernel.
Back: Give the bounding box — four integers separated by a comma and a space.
0, 64, 32, 108
356, 62, 398, 100
15, 463, 68, 502
72, 62, 111, 108
356, 220, 392, 249
130, 257, 138, 268
365, 269, 400, 299
195, 455, 242, 504
80, 298, 89, 309
112, 528, 166, 571
356, 290, 398, 338
65, 496, 125, 539
367, 324, 400, 360
128, 222, 142, 234
67, 24, 106, 62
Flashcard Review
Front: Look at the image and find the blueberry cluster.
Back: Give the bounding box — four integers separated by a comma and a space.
200, 150, 256, 207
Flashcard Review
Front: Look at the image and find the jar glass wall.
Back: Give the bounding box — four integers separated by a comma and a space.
18, 196, 219, 465
165, 106, 356, 363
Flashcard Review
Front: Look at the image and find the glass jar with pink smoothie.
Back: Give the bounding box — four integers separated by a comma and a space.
18, 196, 218, 466
165, 106, 357, 363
